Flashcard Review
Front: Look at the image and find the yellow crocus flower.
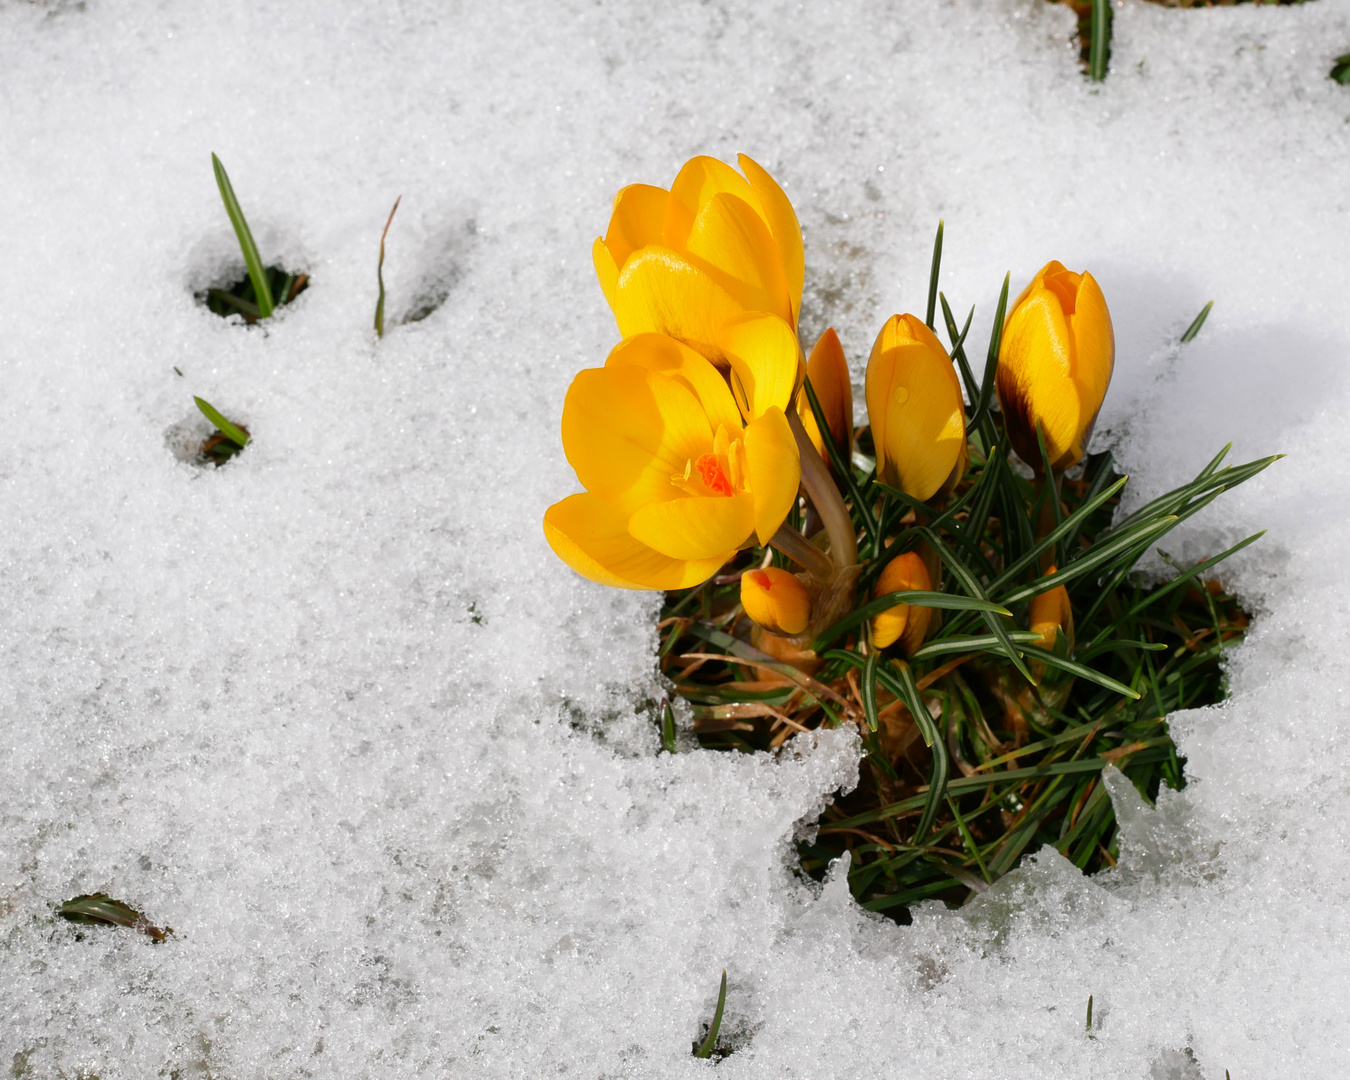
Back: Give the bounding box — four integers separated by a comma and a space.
870, 551, 933, 653
741, 567, 812, 636
543, 334, 801, 590
864, 314, 967, 502
591, 154, 804, 365
997, 261, 1114, 473
796, 327, 853, 464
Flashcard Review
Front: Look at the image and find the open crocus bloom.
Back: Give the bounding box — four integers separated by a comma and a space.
864, 314, 967, 502
592, 154, 804, 365
543, 334, 801, 590
996, 261, 1114, 473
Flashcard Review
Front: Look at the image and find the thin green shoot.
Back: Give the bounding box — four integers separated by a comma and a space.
1089, 0, 1110, 82
1331, 53, 1350, 85
693, 970, 727, 1059
1180, 300, 1213, 344
375, 195, 402, 339
194, 396, 250, 448
925, 219, 944, 330
660, 700, 677, 754
1085, 994, 1094, 1036
211, 154, 274, 319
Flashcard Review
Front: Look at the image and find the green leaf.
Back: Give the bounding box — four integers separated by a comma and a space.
57, 893, 171, 943
211, 154, 274, 319
997, 515, 1178, 605
987, 474, 1128, 594
891, 660, 948, 841
908, 631, 1044, 661
693, 969, 727, 1059
968, 272, 1010, 434
925, 219, 944, 330
375, 195, 402, 339
812, 591, 1012, 652
939, 293, 980, 407
916, 527, 1036, 686
1088, 0, 1111, 82
1083, 530, 1266, 652
1027, 649, 1142, 699
194, 396, 250, 447
861, 649, 881, 732
1180, 300, 1213, 344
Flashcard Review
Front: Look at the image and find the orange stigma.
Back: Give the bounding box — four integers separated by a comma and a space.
695, 453, 736, 496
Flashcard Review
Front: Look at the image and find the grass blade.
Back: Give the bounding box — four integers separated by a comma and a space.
211, 154, 274, 319
374, 195, 402, 338
694, 969, 727, 1059
862, 649, 881, 732
998, 515, 1178, 606
194, 396, 250, 447
968, 272, 1010, 433
925, 219, 944, 330
813, 591, 1012, 652
1089, 0, 1111, 82
1180, 300, 1213, 344
909, 631, 1044, 661
1027, 650, 1141, 700
917, 526, 1036, 686
802, 375, 877, 546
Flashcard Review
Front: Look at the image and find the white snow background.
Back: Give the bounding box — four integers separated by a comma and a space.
2, 0, 1349, 1076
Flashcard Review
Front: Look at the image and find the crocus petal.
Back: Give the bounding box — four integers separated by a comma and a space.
998, 288, 1076, 466
739, 153, 804, 327
1029, 576, 1074, 651
604, 333, 743, 437
684, 192, 791, 323
610, 246, 745, 362
592, 237, 619, 310
871, 551, 933, 652
799, 327, 853, 460
865, 315, 965, 501
662, 155, 759, 251
602, 183, 668, 266
544, 493, 726, 590
627, 493, 755, 560
741, 567, 812, 636
561, 365, 713, 513
743, 406, 801, 545
717, 311, 803, 420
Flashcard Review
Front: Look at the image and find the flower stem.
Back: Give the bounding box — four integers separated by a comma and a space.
769, 525, 836, 581
787, 408, 859, 567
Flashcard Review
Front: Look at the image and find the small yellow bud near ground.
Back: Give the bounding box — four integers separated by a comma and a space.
741, 567, 812, 636
870, 551, 933, 653
592, 154, 804, 364
997, 261, 1114, 473
864, 314, 967, 502
1029, 572, 1074, 652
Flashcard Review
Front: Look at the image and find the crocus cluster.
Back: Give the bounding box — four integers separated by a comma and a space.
545, 153, 1114, 661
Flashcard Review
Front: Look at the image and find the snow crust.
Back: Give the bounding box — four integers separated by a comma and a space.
3, 0, 1350, 1075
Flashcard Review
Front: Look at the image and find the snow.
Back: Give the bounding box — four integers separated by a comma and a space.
3, 0, 1350, 1075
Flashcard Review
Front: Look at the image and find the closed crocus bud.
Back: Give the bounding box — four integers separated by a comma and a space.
741, 567, 812, 636
591, 155, 804, 365
997, 261, 1114, 473
865, 314, 967, 502
870, 551, 933, 653
1029, 574, 1074, 653
543, 334, 801, 590
797, 327, 853, 463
